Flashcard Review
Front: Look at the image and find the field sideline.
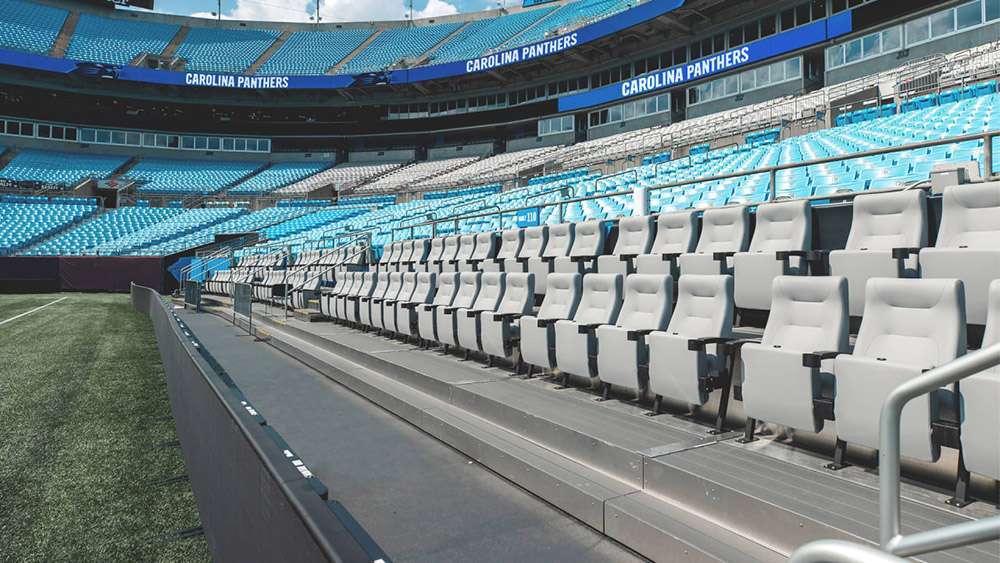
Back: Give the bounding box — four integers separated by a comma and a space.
0, 293, 210, 562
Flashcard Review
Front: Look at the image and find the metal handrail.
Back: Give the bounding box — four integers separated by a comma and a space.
879, 343, 1000, 556
792, 343, 1000, 562
404, 129, 998, 232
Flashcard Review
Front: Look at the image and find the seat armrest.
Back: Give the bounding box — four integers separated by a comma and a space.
576, 323, 602, 334
775, 250, 809, 261
712, 251, 737, 261
419, 303, 437, 312
442, 306, 460, 313
625, 328, 654, 341
802, 350, 841, 368
687, 336, 734, 351
463, 310, 480, 318
400, 302, 418, 309
806, 249, 830, 262
535, 318, 557, 327
720, 338, 761, 355
489, 312, 520, 321
514, 256, 533, 264
656, 252, 682, 262
891, 247, 921, 260
569, 255, 593, 262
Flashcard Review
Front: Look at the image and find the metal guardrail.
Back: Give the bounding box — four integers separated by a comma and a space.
402, 129, 998, 234
791, 343, 1000, 562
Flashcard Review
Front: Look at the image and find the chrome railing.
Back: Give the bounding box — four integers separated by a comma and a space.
791, 343, 1000, 562
405, 129, 998, 234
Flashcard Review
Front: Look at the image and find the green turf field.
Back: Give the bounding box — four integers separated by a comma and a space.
0, 293, 211, 562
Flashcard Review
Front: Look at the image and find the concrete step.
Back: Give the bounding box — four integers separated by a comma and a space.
245, 30, 291, 75
50, 11, 79, 58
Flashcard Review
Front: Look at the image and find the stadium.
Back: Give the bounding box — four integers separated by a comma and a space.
1, 0, 999, 560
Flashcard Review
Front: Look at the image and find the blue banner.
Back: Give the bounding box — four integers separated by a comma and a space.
558, 12, 853, 112
0, 0, 684, 91
514, 207, 541, 227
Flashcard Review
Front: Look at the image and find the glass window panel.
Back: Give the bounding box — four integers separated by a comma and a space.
688, 88, 698, 105
845, 38, 863, 63
882, 26, 902, 51
827, 45, 844, 68
260, 139, 270, 152
65, 128, 76, 141
780, 8, 795, 30
988, 0, 1000, 21
795, 3, 810, 25
207, 137, 220, 150
81, 128, 96, 142
811, 0, 826, 20
37, 124, 50, 138
755, 65, 770, 86
770, 60, 785, 82
741, 69, 755, 90
729, 27, 744, 47
956, 0, 982, 28
235, 138, 246, 151
125, 132, 140, 146
744, 21, 759, 42
906, 17, 930, 44
195, 136, 207, 149
786, 57, 802, 79
610, 105, 622, 122
111, 131, 126, 145
761, 15, 776, 37
96, 130, 111, 143
52, 126, 65, 140
930, 9, 955, 37
724, 74, 739, 95
181, 136, 194, 149
657, 93, 670, 111
862, 32, 881, 56
624, 102, 635, 120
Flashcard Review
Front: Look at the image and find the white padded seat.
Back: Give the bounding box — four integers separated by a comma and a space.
462, 232, 497, 271
417, 272, 459, 342
340, 272, 371, 321
598, 215, 655, 275
554, 219, 605, 276
528, 223, 572, 295
450, 234, 477, 272
397, 272, 436, 337
480, 273, 535, 359
734, 200, 811, 311
436, 271, 482, 347
679, 205, 749, 275
482, 229, 523, 272
961, 279, 1000, 480
648, 275, 734, 405
919, 181, 1000, 324
636, 210, 698, 276
741, 276, 848, 434
508, 226, 547, 274
595, 274, 672, 393
383, 272, 416, 333
829, 190, 927, 316
834, 278, 966, 462
554, 273, 624, 381
358, 273, 389, 327
439, 236, 462, 273
519, 273, 582, 371
425, 237, 446, 272
457, 272, 507, 352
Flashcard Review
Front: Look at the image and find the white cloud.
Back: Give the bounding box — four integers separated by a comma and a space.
414, 0, 459, 18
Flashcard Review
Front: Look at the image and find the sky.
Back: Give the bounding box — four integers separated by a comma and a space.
148, 0, 504, 22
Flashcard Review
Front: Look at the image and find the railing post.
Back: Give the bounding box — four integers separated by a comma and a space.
768, 168, 777, 202
985, 133, 994, 177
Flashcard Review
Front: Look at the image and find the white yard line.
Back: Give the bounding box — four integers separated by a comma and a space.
0, 296, 68, 327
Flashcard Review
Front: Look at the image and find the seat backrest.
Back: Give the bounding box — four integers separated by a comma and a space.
370, 272, 391, 299
982, 279, 1000, 347
519, 226, 548, 259
411, 238, 430, 263
354, 272, 375, 296
761, 276, 848, 353
338, 272, 356, 295
455, 234, 477, 261
853, 278, 966, 368
452, 271, 482, 308
381, 243, 397, 264
844, 190, 927, 250
748, 200, 811, 252
572, 273, 623, 325
431, 272, 459, 306
383, 272, 404, 300
411, 272, 437, 304
667, 274, 734, 337
426, 237, 445, 262
496, 273, 535, 315
616, 274, 672, 331
694, 205, 749, 253
440, 235, 461, 262
935, 181, 1000, 249
398, 240, 416, 263
537, 273, 582, 320
398, 272, 417, 301
569, 220, 605, 258
470, 272, 505, 312
543, 223, 574, 258
614, 215, 654, 256
496, 229, 524, 259
471, 232, 496, 260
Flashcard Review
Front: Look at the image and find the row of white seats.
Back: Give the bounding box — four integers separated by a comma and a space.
381, 181, 1000, 326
